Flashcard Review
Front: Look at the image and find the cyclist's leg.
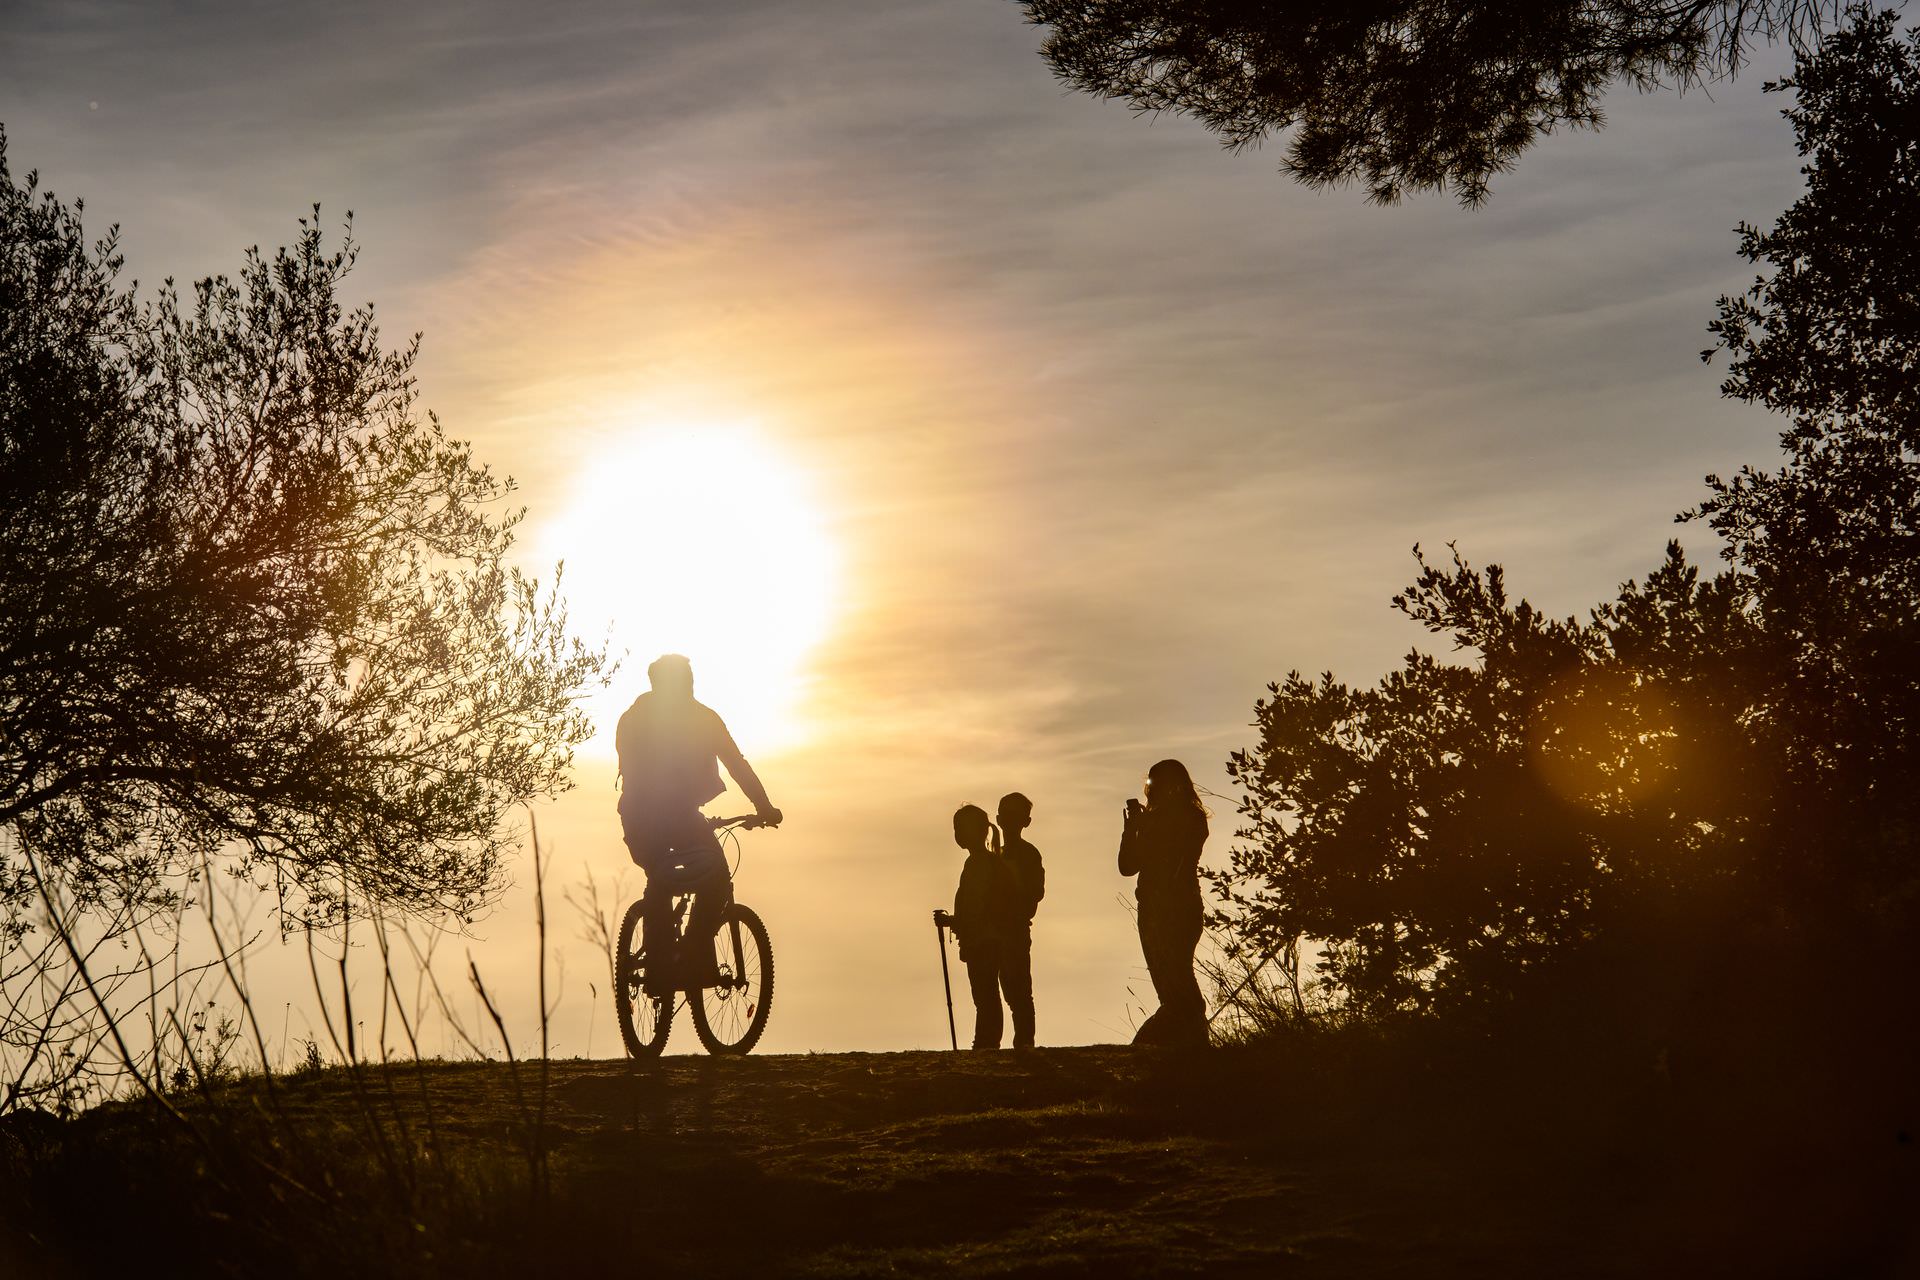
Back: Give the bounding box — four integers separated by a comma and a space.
623, 809, 677, 995
634, 885, 671, 995
671, 815, 730, 987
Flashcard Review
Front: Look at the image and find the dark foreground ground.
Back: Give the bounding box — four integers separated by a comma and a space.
3, 1038, 1915, 1277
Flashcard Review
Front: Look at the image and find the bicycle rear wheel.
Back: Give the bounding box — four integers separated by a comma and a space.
614, 900, 672, 1058
688, 903, 773, 1055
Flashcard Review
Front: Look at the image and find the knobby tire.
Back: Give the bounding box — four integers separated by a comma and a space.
615, 899, 672, 1058
689, 903, 774, 1055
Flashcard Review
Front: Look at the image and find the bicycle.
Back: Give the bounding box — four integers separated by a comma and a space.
614, 813, 777, 1058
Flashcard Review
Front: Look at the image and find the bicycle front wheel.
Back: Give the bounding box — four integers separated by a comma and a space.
688, 903, 773, 1055
614, 900, 672, 1058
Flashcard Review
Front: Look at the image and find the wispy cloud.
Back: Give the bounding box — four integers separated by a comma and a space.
2, 0, 1813, 1049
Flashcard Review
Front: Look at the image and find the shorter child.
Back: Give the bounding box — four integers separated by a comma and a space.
935, 804, 1018, 1050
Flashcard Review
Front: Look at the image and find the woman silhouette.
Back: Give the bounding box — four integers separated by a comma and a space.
1118, 759, 1209, 1048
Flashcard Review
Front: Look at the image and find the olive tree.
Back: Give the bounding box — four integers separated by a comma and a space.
0, 131, 607, 1106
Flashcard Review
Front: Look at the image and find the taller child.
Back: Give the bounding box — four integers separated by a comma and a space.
996, 792, 1045, 1050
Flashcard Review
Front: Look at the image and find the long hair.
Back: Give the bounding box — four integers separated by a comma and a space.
953, 803, 1000, 852
1145, 758, 1208, 821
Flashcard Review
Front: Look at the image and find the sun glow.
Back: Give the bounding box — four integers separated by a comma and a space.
541, 421, 840, 756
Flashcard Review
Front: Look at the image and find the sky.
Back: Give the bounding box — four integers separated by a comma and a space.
2, 0, 1828, 1057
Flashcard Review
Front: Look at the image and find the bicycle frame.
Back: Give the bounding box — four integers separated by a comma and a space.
616, 812, 778, 1057
657, 814, 766, 991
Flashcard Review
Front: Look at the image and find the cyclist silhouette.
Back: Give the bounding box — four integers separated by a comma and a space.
616, 654, 782, 994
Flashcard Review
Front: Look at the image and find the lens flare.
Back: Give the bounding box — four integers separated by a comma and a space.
1527, 668, 1681, 808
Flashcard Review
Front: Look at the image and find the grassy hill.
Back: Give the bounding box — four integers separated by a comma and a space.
3, 1038, 1914, 1277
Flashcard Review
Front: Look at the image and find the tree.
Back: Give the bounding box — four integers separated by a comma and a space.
0, 129, 607, 940
1693, 4, 1920, 918
1020, 1, 1845, 204
1221, 542, 1769, 1013
1218, 8, 1920, 1015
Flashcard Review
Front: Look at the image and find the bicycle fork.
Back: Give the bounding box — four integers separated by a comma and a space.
720, 914, 744, 988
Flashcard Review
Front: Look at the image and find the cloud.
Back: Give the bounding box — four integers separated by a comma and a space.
1, 0, 1818, 1049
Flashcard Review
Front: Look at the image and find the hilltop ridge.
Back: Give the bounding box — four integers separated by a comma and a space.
5, 1042, 1913, 1277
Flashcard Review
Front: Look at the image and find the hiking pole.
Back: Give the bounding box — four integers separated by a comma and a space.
933, 911, 958, 1050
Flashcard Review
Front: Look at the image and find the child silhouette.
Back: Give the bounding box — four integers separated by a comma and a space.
934, 804, 1021, 1050
996, 792, 1044, 1050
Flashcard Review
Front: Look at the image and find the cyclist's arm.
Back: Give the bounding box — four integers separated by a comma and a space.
715, 720, 776, 816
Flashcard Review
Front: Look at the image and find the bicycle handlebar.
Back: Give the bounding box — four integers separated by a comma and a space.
709, 813, 778, 831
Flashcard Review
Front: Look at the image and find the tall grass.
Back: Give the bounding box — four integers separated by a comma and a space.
0, 823, 582, 1276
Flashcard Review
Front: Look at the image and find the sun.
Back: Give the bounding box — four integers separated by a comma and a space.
540, 421, 840, 756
